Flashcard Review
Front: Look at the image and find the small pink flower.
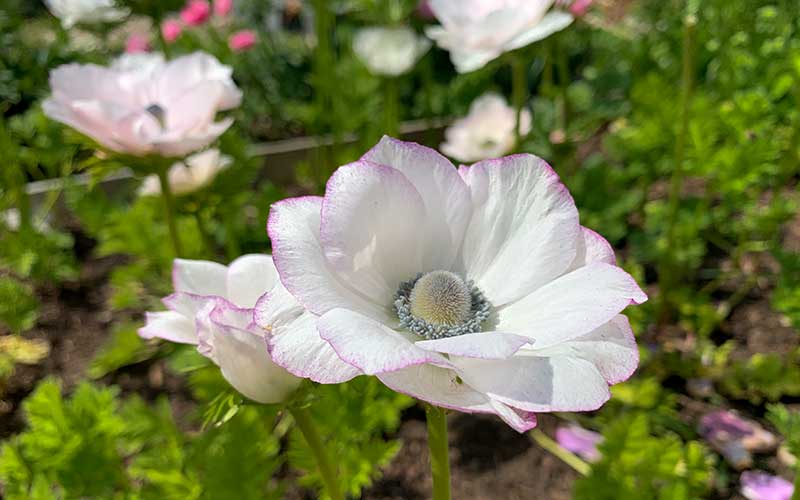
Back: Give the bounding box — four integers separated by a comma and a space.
569, 0, 593, 17
229, 30, 257, 51
180, 0, 211, 26
556, 424, 603, 462
214, 0, 233, 17
125, 33, 150, 53
740, 471, 793, 500
161, 18, 183, 43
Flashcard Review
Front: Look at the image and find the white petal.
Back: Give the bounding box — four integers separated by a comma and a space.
139, 311, 197, 344
197, 305, 300, 404
226, 254, 278, 307
489, 400, 538, 433
415, 331, 532, 359
377, 363, 495, 413
255, 288, 361, 384
317, 308, 451, 375
361, 137, 472, 272
498, 263, 647, 347
460, 154, 580, 306
504, 11, 574, 52
532, 315, 638, 384
455, 355, 610, 412
268, 196, 393, 322
319, 161, 427, 308
172, 258, 228, 296
568, 226, 616, 271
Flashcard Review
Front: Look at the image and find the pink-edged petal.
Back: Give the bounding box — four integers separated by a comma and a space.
163, 291, 217, 319
317, 308, 451, 375
138, 310, 197, 344
360, 136, 472, 271
319, 161, 427, 306
196, 304, 300, 404
455, 355, 611, 412
226, 254, 278, 307
532, 315, 638, 385
568, 226, 616, 271
498, 263, 647, 348
172, 258, 228, 296
377, 363, 496, 414
150, 118, 233, 158
460, 154, 580, 307
268, 196, 393, 323
255, 289, 361, 384
415, 331, 532, 359
489, 399, 538, 433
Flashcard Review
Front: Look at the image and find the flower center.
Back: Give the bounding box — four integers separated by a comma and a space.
145, 103, 166, 127
394, 270, 491, 340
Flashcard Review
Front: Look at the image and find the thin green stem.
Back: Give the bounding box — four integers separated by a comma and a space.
311, 0, 333, 192
156, 167, 183, 258
154, 14, 172, 59
288, 406, 344, 500
193, 210, 216, 259
511, 52, 528, 149
384, 77, 400, 138
792, 463, 800, 500
425, 404, 451, 500
657, 11, 696, 324
555, 36, 570, 134
530, 429, 591, 476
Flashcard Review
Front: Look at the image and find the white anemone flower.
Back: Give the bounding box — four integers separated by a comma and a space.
44, 52, 242, 158
45, 0, 129, 29
426, 0, 574, 73
441, 93, 532, 162
138, 149, 232, 197
139, 255, 302, 404
263, 136, 646, 432
353, 26, 432, 77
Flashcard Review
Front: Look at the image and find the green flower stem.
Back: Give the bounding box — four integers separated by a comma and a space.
511, 51, 528, 149
555, 36, 570, 134
154, 15, 172, 59
193, 210, 216, 259
658, 11, 697, 324
793, 464, 800, 500
288, 406, 344, 500
384, 77, 400, 138
312, 0, 334, 192
156, 167, 183, 258
530, 429, 591, 476
425, 404, 451, 500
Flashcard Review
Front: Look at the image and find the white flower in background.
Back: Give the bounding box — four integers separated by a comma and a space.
44, 0, 129, 28
353, 26, 431, 77
44, 52, 242, 158
426, 0, 573, 73
139, 255, 302, 404
138, 149, 232, 197
266, 136, 646, 432
110, 52, 166, 74
441, 93, 532, 162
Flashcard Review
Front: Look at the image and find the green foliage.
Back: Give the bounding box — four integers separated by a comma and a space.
0, 378, 285, 500
719, 351, 800, 403
575, 413, 713, 500
0, 277, 39, 334
767, 404, 800, 458
288, 378, 413, 499
87, 322, 155, 379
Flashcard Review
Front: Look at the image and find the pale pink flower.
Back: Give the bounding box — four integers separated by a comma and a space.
740, 471, 793, 500
426, 0, 574, 72
125, 33, 150, 53
441, 93, 532, 162
138, 149, 231, 196
569, 0, 593, 17
353, 26, 431, 77
161, 18, 183, 43
228, 30, 257, 52
555, 424, 602, 462
44, 0, 129, 28
262, 136, 646, 432
181, 0, 211, 26
140, 256, 302, 404
214, 0, 233, 17
44, 52, 242, 158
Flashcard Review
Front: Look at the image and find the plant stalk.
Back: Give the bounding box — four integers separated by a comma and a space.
425, 404, 451, 500
511, 52, 528, 149
657, 11, 696, 323
156, 167, 183, 258
288, 406, 345, 500
384, 77, 400, 138
530, 429, 591, 476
